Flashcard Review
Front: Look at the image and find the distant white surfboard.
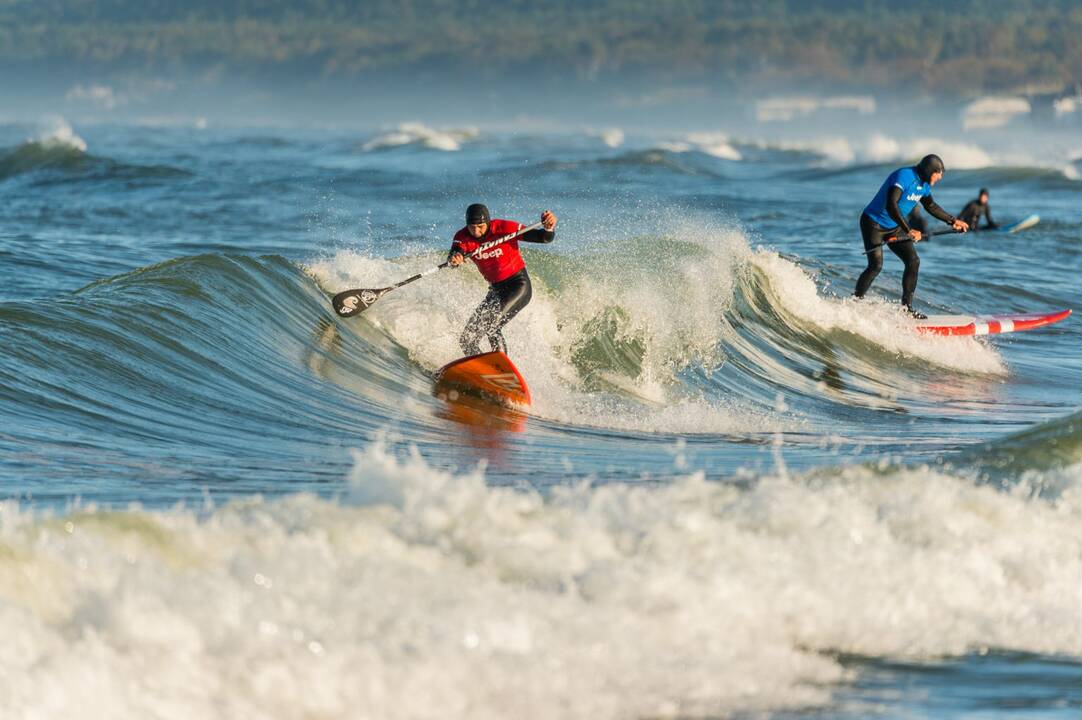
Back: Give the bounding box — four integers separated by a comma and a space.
999, 214, 1040, 233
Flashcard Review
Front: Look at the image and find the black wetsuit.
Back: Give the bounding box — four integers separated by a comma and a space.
907, 206, 928, 235
854, 186, 955, 309
454, 226, 554, 355
459, 268, 534, 355
958, 199, 996, 230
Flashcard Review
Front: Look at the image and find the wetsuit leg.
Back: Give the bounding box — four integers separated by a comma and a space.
854, 213, 892, 298
459, 287, 501, 355
458, 270, 533, 355
888, 240, 920, 308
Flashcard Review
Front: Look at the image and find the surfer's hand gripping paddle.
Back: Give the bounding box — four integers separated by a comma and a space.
863, 227, 963, 254
332, 222, 543, 317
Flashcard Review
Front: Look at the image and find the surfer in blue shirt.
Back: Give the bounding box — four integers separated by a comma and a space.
853, 154, 969, 318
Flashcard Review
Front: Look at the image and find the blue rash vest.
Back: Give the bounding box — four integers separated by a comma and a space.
863, 166, 931, 229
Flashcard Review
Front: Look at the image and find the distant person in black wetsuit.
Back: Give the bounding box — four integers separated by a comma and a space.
957, 188, 998, 230
853, 154, 969, 318
447, 204, 557, 355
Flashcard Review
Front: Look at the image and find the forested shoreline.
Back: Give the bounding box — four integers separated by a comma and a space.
2, 0, 1080, 95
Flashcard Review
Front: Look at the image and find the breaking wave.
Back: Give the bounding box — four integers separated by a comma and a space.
2, 440, 1081, 718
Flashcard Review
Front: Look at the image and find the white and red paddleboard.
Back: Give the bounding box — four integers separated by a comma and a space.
433, 351, 531, 406
914, 308, 1071, 336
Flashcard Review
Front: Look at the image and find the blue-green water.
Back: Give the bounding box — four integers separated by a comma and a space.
1, 117, 1080, 718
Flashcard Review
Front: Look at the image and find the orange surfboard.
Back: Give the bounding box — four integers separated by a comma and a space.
433, 351, 532, 407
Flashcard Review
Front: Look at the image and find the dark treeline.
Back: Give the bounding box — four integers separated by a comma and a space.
2, 0, 1080, 95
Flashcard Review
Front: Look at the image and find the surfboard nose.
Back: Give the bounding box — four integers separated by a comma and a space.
434, 351, 532, 406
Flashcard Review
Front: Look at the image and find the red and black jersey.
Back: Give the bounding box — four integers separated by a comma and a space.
450, 218, 528, 284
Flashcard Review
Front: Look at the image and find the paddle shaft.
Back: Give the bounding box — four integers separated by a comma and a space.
332, 222, 543, 316
864, 227, 962, 254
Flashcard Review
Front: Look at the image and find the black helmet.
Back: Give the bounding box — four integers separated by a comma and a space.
916, 154, 945, 183
465, 203, 490, 225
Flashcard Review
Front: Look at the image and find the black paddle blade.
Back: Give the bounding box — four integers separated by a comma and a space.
332, 287, 390, 317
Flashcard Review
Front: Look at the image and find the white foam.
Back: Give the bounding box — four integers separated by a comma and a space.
592, 127, 625, 148
654, 141, 691, 153
961, 96, 1032, 130
308, 231, 789, 435
653, 132, 741, 160
796, 136, 858, 165
877, 135, 994, 169
744, 133, 994, 169
1054, 96, 1078, 118
838, 134, 994, 169
308, 220, 1010, 432
749, 249, 1006, 375
685, 132, 742, 160
31, 116, 87, 152
4, 445, 1082, 718
361, 122, 479, 152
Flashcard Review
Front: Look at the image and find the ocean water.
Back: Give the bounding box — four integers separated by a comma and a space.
1, 114, 1081, 718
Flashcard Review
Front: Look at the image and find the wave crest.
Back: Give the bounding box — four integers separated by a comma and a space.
361, 122, 479, 152
310, 220, 1007, 436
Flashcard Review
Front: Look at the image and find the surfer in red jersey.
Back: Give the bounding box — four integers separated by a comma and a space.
448, 204, 557, 355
